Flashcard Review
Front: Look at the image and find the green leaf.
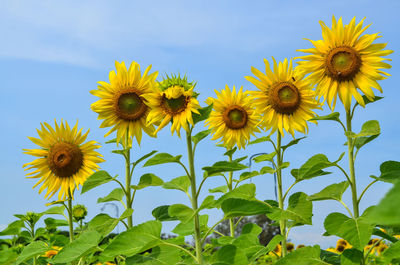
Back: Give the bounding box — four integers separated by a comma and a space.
126, 245, 182, 265
81, 170, 113, 194
275, 246, 330, 265
279, 161, 290, 169
248, 234, 283, 263
87, 213, 119, 236
0, 220, 24, 236
268, 192, 313, 225
310, 112, 341, 123
132, 173, 164, 190
282, 137, 306, 152
341, 248, 363, 265
192, 129, 211, 145
209, 185, 228, 194
193, 104, 213, 125
52, 230, 102, 263
211, 244, 248, 265
203, 161, 247, 177
162, 176, 190, 193
132, 150, 157, 167
120, 208, 134, 220
324, 212, 373, 249
42, 205, 65, 215
222, 198, 271, 218
354, 135, 379, 150
308, 181, 349, 201
253, 152, 276, 163
368, 181, 400, 226
172, 215, 209, 236
248, 136, 271, 145
373, 160, 400, 183
361, 95, 383, 105
320, 250, 340, 265
143, 153, 182, 167
105, 138, 117, 144
0, 249, 18, 264
101, 220, 162, 258
224, 147, 237, 157
199, 195, 216, 210
152, 205, 178, 221
44, 218, 69, 229
168, 204, 194, 223
97, 188, 124, 203
291, 154, 335, 181
112, 148, 129, 157
216, 184, 256, 206
238, 171, 260, 182
260, 166, 275, 174
355, 120, 380, 137
16, 241, 50, 265
382, 241, 400, 260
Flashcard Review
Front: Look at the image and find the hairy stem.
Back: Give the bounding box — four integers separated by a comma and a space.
228, 152, 235, 237
276, 132, 287, 257
125, 133, 133, 228
186, 130, 203, 264
67, 189, 74, 242
346, 110, 359, 218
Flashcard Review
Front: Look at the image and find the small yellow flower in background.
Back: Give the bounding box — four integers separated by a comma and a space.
205, 85, 261, 149
146, 74, 201, 137
335, 239, 352, 253
286, 242, 295, 252
296, 244, 306, 249
245, 57, 321, 137
377, 244, 388, 255
91, 61, 158, 146
23, 120, 104, 200
326, 247, 337, 254
296, 16, 393, 111
272, 244, 282, 257
42, 246, 61, 258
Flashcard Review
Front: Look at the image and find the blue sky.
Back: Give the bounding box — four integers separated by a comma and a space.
0, 0, 399, 248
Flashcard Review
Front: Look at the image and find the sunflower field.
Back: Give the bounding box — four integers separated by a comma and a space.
1, 16, 400, 265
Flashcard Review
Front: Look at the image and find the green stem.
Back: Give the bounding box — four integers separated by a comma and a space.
31, 223, 36, 265
67, 189, 74, 242
228, 152, 235, 238
346, 110, 359, 218
276, 132, 287, 257
358, 179, 378, 204
186, 130, 203, 265
125, 133, 133, 228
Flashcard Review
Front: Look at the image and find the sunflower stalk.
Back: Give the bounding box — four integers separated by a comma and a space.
186, 130, 203, 265
227, 152, 235, 238
276, 132, 287, 257
125, 133, 133, 228
67, 189, 74, 242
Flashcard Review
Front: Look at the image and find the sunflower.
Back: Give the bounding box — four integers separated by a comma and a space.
205, 85, 261, 149
272, 244, 282, 257
42, 246, 61, 258
286, 242, 295, 252
91, 61, 158, 146
23, 120, 104, 200
146, 75, 201, 137
296, 16, 393, 111
245, 57, 321, 137
377, 244, 388, 255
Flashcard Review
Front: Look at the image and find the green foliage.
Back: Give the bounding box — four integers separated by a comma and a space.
310, 112, 341, 123
248, 136, 271, 145
97, 188, 124, 203
341, 248, 363, 265
168, 204, 194, 223
253, 152, 276, 163
15, 241, 50, 265
152, 205, 178, 221
131, 173, 164, 190
216, 184, 256, 206
211, 244, 249, 265
368, 180, 400, 226
132, 150, 157, 168
222, 198, 271, 218
372, 160, 400, 183
193, 104, 213, 125
87, 213, 119, 236
172, 214, 209, 236
281, 137, 306, 152
143, 153, 182, 167
192, 129, 211, 145
308, 181, 349, 201
81, 170, 113, 194
126, 245, 182, 265
275, 245, 330, 265
203, 160, 247, 177
162, 175, 190, 193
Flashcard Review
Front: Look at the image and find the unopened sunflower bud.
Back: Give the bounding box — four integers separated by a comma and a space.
72, 204, 87, 222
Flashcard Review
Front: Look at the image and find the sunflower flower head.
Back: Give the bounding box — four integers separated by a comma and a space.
273, 244, 282, 257
245, 57, 322, 137
91, 61, 158, 147
297, 16, 393, 111
286, 242, 295, 252
23, 120, 104, 200
146, 74, 201, 137
205, 85, 261, 149
42, 246, 62, 258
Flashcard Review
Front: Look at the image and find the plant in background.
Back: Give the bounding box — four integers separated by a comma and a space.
90, 61, 159, 229
245, 57, 321, 257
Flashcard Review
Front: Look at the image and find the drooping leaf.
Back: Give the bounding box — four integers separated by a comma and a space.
81, 170, 113, 194
162, 176, 190, 193
87, 213, 119, 236
52, 230, 102, 263
132, 150, 157, 167
248, 136, 271, 145
368, 181, 400, 226
310, 112, 341, 123
203, 161, 247, 177
143, 153, 182, 167
101, 220, 162, 259
132, 173, 164, 190
224, 147, 237, 157
97, 188, 124, 203
253, 152, 276, 163
282, 137, 306, 152
222, 198, 271, 218
308, 181, 349, 201
112, 148, 129, 157
324, 212, 373, 250
193, 104, 213, 125
16, 241, 50, 265
152, 205, 178, 222
341, 248, 363, 265
275, 245, 330, 265
192, 129, 211, 145
168, 204, 194, 223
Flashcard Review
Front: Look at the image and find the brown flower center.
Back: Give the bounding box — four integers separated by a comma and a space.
48, 142, 83, 178
269, 82, 301, 115
162, 94, 189, 115
223, 105, 248, 129
336, 245, 345, 253
326, 46, 361, 81
114, 89, 147, 120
